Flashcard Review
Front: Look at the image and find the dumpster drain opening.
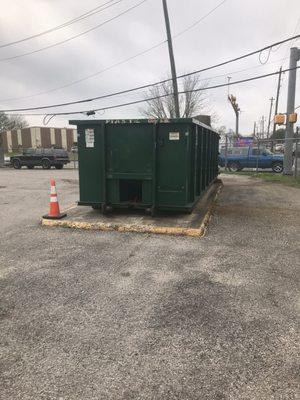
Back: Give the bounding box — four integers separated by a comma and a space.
120, 179, 143, 203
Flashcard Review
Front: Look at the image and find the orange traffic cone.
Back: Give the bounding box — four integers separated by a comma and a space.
43, 179, 67, 219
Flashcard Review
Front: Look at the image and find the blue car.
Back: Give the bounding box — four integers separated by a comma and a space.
219, 146, 284, 173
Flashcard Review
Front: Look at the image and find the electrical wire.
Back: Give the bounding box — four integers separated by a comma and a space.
0, 0, 124, 49
1, 31, 298, 107
1, 35, 298, 113
180, 34, 300, 79
7, 65, 300, 117
271, 17, 300, 54
0, 0, 228, 101
5, 51, 289, 106
276, 16, 300, 89
0, 0, 148, 63
259, 47, 272, 64
0, 41, 167, 103
173, 0, 227, 39
284, 16, 300, 56
43, 114, 56, 125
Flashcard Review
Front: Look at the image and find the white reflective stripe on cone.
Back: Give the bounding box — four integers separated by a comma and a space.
50, 186, 57, 194
50, 197, 58, 202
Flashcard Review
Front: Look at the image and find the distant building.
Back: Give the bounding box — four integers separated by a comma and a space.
2, 126, 77, 153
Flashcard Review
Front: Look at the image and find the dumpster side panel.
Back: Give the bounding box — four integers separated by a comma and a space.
188, 125, 197, 204
202, 130, 208, 191
156, 123, 191, 207
215, 133, 220, 178
78, 124, 104, 204
106, 124, 153, 176
196, 126, 203, 196
106, 123, 153, 205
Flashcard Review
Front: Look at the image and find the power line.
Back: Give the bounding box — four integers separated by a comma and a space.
0, 0, 124, 49
0, 0, 148, 63
179, 34, 300, 79
7, 65, 300, 117
0, 52, 289, 106
0, 0, 228, 101
1, 31, 298, 108
173, 0, 227, 39
284, 16, 300, 58
0, 54, 288, 106
1, 35, 298, 113
0, 42, 167, 103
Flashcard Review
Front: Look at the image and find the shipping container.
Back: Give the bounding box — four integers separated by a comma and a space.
70, 119, 219, 215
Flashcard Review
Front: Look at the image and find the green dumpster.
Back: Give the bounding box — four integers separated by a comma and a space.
69, 118, 219, 215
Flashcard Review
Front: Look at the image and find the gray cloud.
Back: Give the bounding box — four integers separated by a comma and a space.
0, 0, 299, 133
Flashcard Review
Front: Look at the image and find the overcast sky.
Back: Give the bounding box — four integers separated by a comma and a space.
0, 0, 299, 134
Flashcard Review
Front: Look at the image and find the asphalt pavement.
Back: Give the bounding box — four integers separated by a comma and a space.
0, 169, 299, 400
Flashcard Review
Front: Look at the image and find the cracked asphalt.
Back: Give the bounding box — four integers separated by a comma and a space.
0, 169, 299, 399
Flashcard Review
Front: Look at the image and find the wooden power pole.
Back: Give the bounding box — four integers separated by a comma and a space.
267, 97, 274, 138
272, 66, 283, 137
162, 0, 180, 118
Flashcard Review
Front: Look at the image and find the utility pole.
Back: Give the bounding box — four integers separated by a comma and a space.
272, 67, 283, 137
162, 0, 180, 118
267, 97, 274, 138
261, 116, 266, 139
284, 47, 300, 175
228, 94, 240, 138
294, 126, 299, 178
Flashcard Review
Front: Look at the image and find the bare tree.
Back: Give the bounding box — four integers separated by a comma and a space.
139, 74, 208, 119
0, 112, 28, 132
0, 113, 28, 165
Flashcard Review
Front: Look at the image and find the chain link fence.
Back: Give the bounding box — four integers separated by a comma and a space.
220, 136, 300, 179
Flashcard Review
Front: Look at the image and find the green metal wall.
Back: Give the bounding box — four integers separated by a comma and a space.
71, 119, 219, 213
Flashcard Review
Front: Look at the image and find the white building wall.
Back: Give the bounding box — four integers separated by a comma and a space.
6, 131, 12, 152
36, 127, 41, 148
30, 127, 42, 148
30, 127, 36, 148
73, 129, 78, 143
61, 128, 67, 149
17, 129, 22, 146
50, 128, 55, 146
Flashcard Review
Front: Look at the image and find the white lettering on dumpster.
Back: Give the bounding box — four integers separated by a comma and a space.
169, 132, 180, 140
85, 129, 95, 148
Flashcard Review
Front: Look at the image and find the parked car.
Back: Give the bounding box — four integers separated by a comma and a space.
219, 146, 284, 173
10, 148, 70, 169
4, 156, 11, 166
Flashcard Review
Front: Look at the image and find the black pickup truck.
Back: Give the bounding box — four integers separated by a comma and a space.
10, 148, 70, 169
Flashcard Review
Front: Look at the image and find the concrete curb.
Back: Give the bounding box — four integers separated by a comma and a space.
197, 181, 223, 237
42, 181, 223, 238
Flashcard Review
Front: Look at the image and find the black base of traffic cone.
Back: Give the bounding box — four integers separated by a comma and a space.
42, 213, 67, 220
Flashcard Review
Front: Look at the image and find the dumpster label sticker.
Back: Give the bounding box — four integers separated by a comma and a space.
85, 129, 95, 148
169, 132, 180, 140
